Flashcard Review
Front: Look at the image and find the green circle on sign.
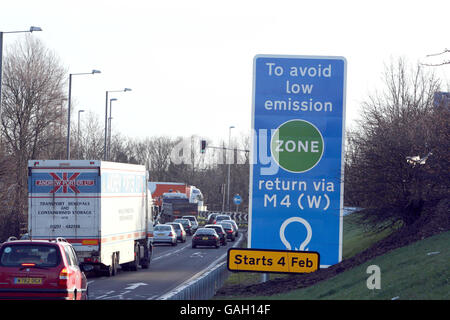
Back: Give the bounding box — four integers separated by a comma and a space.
271, 119, 324, 173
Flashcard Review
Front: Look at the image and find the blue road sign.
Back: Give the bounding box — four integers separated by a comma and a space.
249, 55, 347, 267
233, 194, 242, 205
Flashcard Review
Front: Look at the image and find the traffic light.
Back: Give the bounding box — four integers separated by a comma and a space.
200, 140, 207, 153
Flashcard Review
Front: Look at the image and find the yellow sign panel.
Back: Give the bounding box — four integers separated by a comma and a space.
227, 248, 320, 274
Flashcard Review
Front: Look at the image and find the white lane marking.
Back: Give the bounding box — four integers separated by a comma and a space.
153, 242, 191, 261
95, 290, 115, 299
125, 282, 148, 290
190, 251, 206, 258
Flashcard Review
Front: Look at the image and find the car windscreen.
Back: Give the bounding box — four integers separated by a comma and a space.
168, 224, 180, 230
223, 220, 237, 228
0, 244, 61, 268
206, 226, 223, 233
155, 225, 172, 231
195, 229, 216, 236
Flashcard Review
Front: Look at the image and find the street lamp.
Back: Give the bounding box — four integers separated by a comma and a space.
108, 98, 118, 160
0, 26, 42, 121
227, 125, 235, 211
104, 88, 131, 160
66, 69, 101, 159
77, 110, 85, 158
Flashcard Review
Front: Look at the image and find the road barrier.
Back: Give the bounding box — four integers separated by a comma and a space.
158, 260, 230, 300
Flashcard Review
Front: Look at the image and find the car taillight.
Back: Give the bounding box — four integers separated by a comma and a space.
227, 230, 232, 233
21, 263, 36, 267
58, 267, 69, 287
168, 232, 173, 237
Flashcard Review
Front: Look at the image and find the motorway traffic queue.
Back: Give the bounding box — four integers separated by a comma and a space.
0, 159, 242, 300
153, 213, 239, 249
0, 211, 241, 300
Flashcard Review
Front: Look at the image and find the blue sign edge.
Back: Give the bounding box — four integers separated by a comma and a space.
248, 54, 347, 268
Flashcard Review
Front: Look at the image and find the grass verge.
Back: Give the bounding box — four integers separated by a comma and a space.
219, 211, 396, 290
238, 230, 449, 300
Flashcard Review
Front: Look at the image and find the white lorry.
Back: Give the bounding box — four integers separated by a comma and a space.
27, 160, 154, 276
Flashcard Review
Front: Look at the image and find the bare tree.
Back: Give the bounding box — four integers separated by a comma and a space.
421, 48, 450, 66
75, 111, 104, 160
0, 35, 66, 237
1, 36, 66, 158
148, 136, 178, 180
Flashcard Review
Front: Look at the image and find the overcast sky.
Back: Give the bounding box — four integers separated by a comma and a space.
1, 0, 449, 144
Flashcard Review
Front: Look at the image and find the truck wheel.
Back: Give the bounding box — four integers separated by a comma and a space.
104, 264, 113, 277
141, 244, 152, 269
111, 253, 118, 276
103, 253, 118, 277
129, 244, 139, 271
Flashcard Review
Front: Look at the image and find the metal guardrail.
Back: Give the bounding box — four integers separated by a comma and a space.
158, 260, 230, 300
159, 232, 245, 300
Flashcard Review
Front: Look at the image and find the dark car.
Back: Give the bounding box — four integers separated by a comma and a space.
0, 237, 92, 300
222, 219, 239, 236
183, 215, 199, 233
218, 222, 236, 241
174, 218, 193, 235
191, 228, 220, 249
206, 213, 220, 224
205, 224, 227, 246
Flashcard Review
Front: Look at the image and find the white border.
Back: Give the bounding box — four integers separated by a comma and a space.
338, 57, 347, 263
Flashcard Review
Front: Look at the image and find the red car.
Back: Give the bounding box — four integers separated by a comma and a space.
0, 237, 91, 300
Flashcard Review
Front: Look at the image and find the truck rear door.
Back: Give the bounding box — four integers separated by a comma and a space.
28, 164, 100, 257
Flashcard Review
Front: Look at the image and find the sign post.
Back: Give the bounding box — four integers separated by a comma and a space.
249, 55, 346, 268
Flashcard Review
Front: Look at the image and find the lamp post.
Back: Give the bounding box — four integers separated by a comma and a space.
66, 69, 101, 159
104, 88, 131, 160
226, 125, 235, 211
0, 26, 42, 121
108, 98, 118, 160
77, 110, 85, 158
